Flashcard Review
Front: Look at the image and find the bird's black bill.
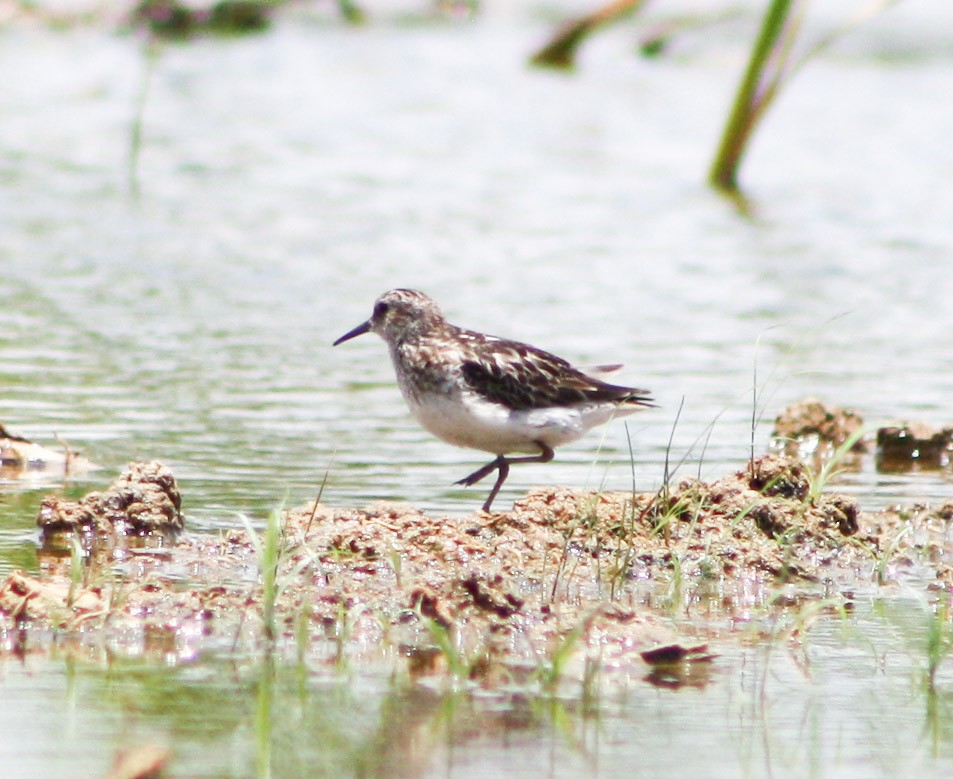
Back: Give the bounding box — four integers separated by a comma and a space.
332, 320, 371, 346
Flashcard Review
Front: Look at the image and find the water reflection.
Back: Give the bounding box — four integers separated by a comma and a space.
5, 607, 953, 779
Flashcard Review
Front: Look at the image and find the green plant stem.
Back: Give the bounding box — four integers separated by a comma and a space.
261, 508, 281, 644
709, 0, 798, 193
129, 41, 158, 198
67, 535, 85, 608
240, 507, 283, 646
255, 653, 275, 779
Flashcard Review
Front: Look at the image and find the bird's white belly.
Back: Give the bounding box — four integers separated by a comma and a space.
404, 391, 635, 456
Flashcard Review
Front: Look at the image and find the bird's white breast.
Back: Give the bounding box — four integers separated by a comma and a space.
402, 389, 639, 456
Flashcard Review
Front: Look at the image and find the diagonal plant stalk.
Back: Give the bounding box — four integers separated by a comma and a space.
709, 0, 803, 194
530, 0, 650, 69
305, 452, 336, 538
710, 0, 903, 196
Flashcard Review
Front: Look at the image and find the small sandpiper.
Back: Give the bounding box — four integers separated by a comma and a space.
333, 289, 654, 512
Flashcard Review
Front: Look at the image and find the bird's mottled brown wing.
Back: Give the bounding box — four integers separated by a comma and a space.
459, 337, 653, 412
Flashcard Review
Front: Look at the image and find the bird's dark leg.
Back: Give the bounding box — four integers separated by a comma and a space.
454, 456, 506, 488
454, 442, 556, 513
479, 460, 510, 513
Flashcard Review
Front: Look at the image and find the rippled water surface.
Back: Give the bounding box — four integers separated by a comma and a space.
2, 2, 953, 777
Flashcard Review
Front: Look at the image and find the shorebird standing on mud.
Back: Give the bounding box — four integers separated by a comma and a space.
333, 289, 654, 512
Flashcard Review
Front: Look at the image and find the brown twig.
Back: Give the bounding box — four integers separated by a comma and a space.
530, 0, 650, 70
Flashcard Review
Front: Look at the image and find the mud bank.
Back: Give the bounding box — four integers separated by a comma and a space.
3, 446, 951, 683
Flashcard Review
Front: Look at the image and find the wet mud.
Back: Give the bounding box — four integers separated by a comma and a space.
38, 461, 183, 539
3, 401, 953, 684
771, 397, 868, 458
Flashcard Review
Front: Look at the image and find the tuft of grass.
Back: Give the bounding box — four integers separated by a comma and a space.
605, 496, 638, 601
580, 651, 603, 713
241, 506, 284, 646
419, 615, 470, 681
663, 554, 685, 614
549, 499, 597, 604
804, 425, 870, 504
848, 525, 911, 586
606, 400, 719, 602
240, 501, 329, 651
875, 526, 910, 586
532, 616, 592, 693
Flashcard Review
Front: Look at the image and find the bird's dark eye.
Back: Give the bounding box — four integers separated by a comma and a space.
373, 301, 390, 318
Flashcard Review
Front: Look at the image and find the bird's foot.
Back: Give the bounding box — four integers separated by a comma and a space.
454, 457, 504, 487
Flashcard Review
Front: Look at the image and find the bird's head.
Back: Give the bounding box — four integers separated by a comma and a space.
333, 288, 445, 347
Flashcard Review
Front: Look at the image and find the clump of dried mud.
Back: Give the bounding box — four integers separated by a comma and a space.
876, 422, 953, 471
37, 461, 183, 539
771, 398, 953, 473
771, 397, 867, 459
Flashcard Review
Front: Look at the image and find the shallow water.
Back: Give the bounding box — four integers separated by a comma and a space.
4, 594, 953, 779
2, 2, 953, 776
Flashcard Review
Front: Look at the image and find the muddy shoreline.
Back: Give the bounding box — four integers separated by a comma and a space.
3, 401, 952, 685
